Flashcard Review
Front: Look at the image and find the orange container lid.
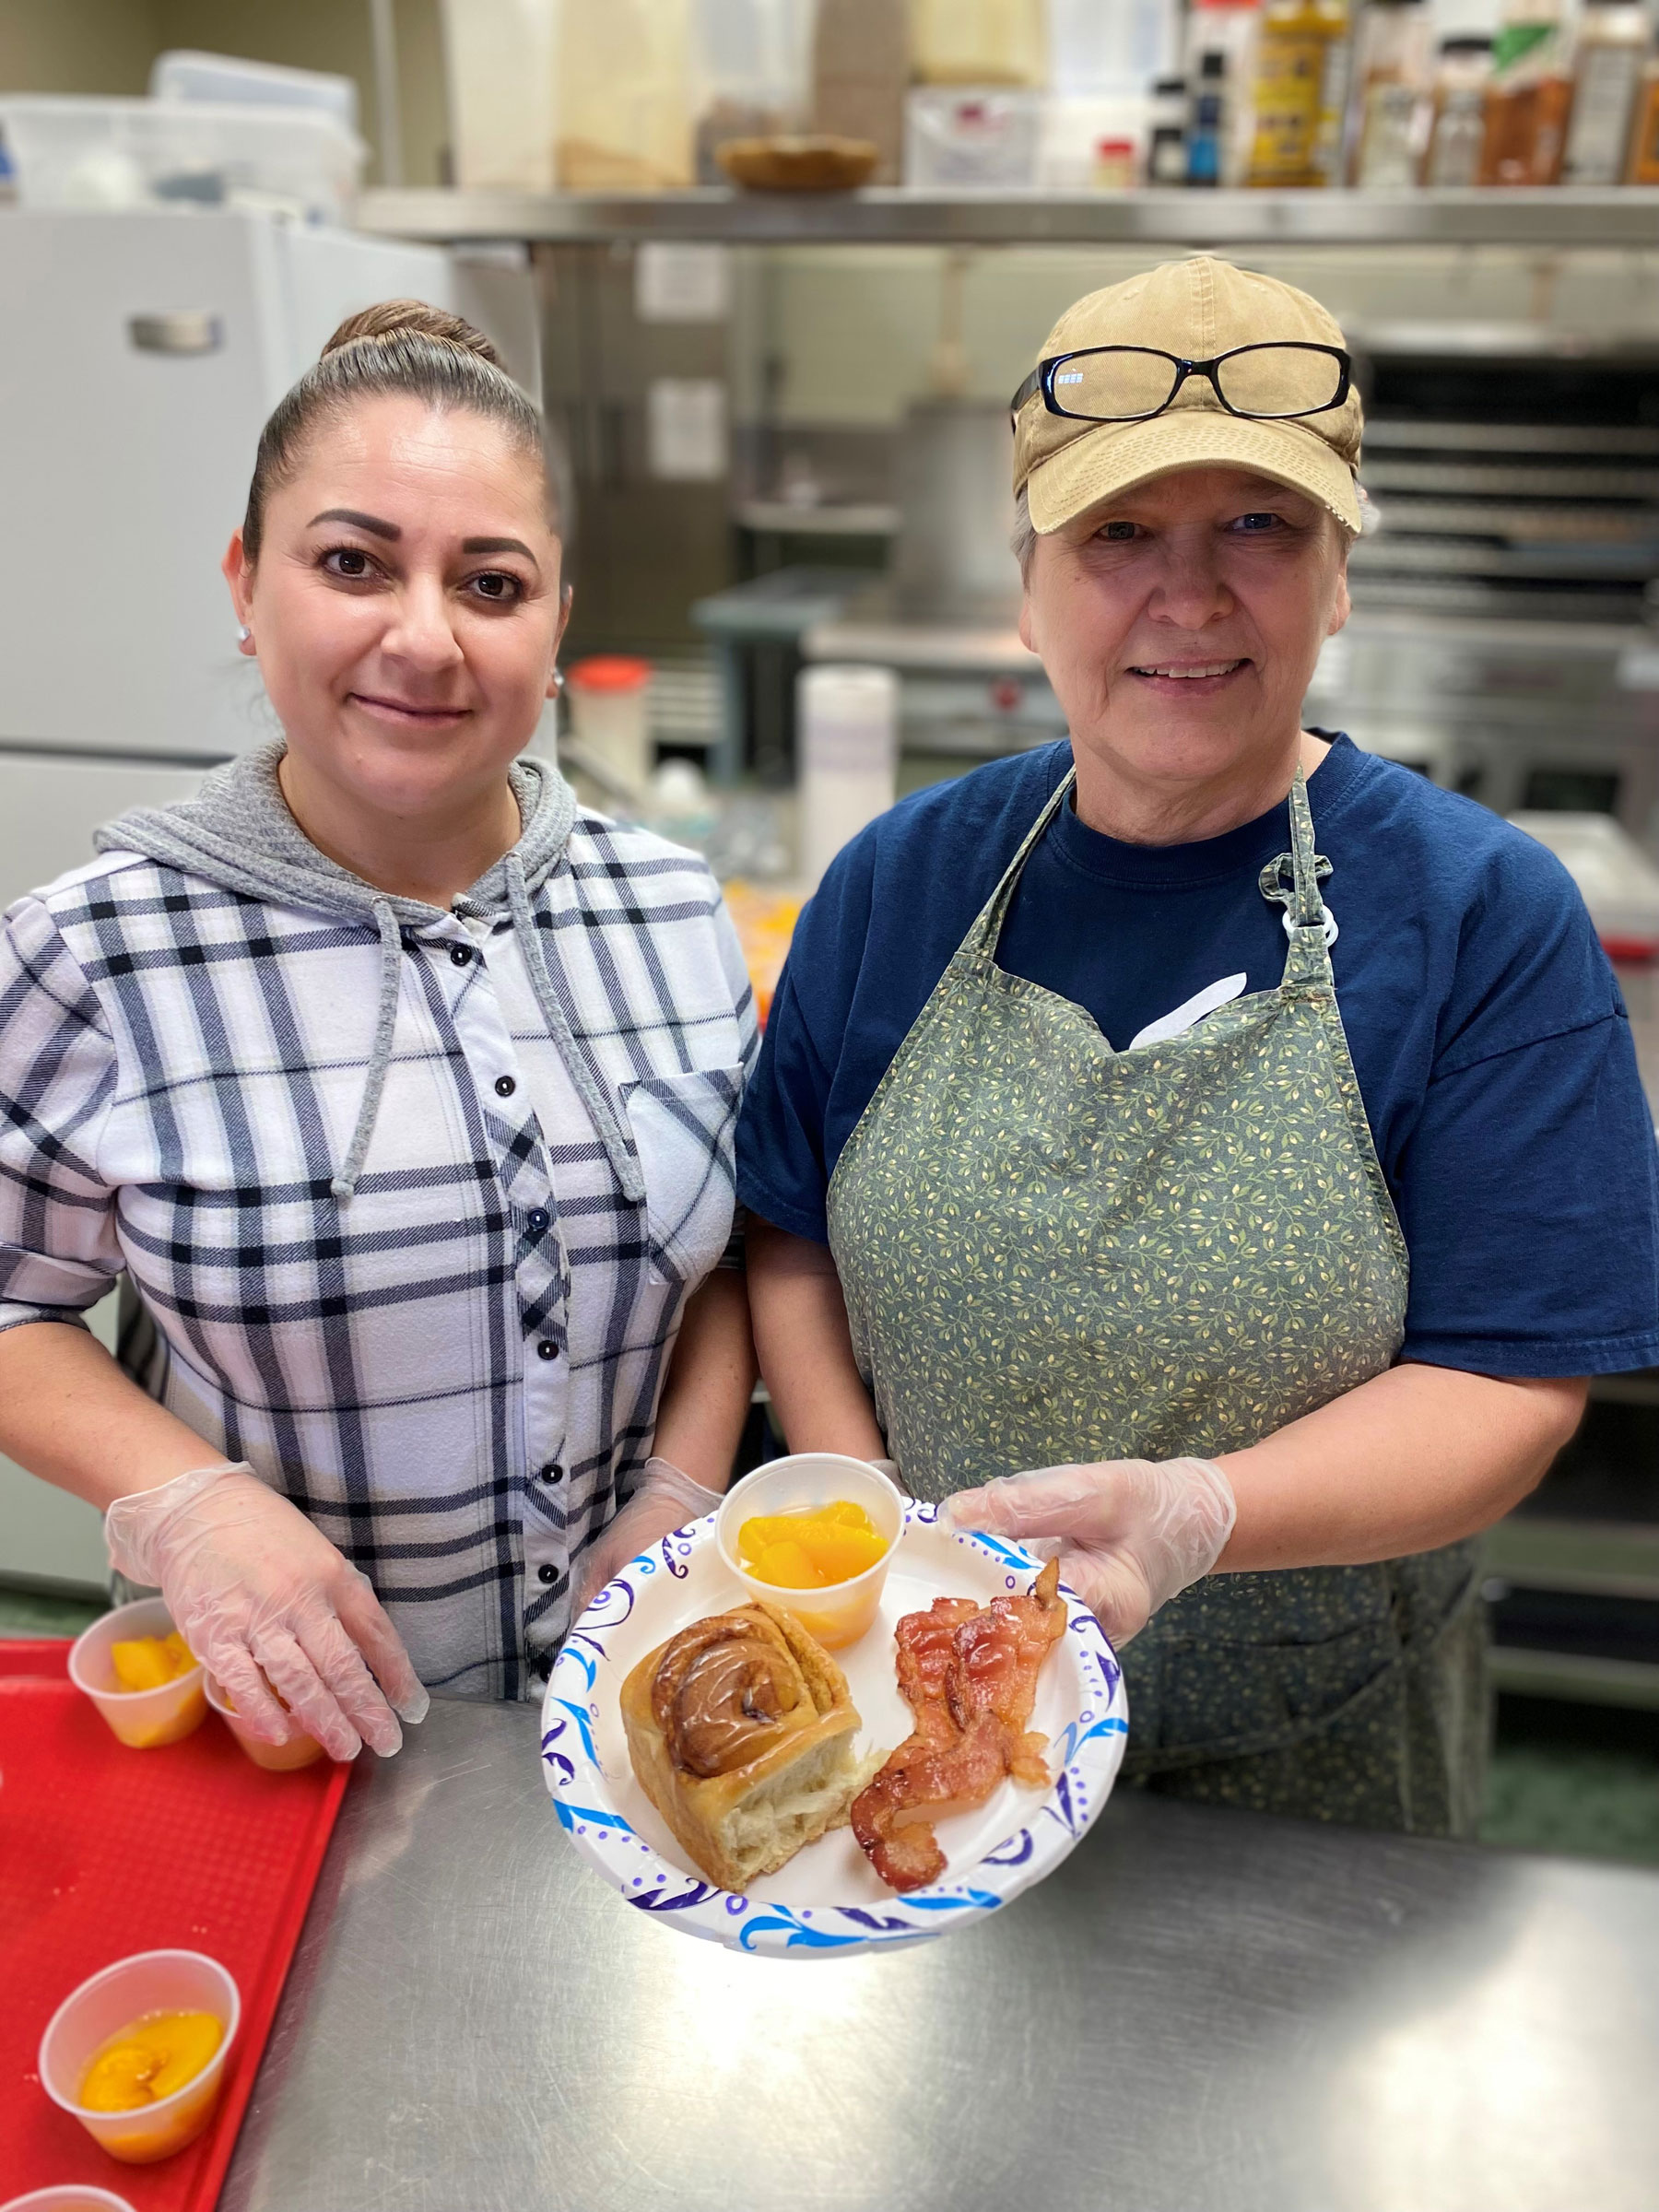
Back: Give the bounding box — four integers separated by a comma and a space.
566, 655, 653, 692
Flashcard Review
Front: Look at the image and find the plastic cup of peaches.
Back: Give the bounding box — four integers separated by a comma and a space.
37, 1950, 240, 2165
714, 1453, 904, 1650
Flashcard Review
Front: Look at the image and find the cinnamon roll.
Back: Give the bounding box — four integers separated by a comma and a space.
621, 1600, 872, 1889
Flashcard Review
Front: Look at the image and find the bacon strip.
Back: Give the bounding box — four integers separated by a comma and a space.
852, 1559, 1065, 1892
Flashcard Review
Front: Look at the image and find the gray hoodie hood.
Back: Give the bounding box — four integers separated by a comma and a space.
95, 739, 643, 1205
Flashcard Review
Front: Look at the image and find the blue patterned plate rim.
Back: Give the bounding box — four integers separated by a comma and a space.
541, 1499, 1128, 1958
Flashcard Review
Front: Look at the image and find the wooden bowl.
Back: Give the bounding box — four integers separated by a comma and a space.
715, 135, 880, 193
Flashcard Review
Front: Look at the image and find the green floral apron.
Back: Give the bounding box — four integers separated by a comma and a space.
827, 764, 1486, 1836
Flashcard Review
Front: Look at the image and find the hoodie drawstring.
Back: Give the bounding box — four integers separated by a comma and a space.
331, 865, 646, 1209
332, 899, 405, 1201
505, 853, 646, 1206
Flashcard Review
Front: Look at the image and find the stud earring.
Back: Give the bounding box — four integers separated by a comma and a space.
237, 624, 252, 643
550, 665, 565, 695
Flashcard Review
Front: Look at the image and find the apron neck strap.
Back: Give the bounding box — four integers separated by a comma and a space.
969, 755, 1329, 972
1286, 766, 1325, 927
1257, 764, 1335, 983
964, 765, 1077, 955
1258, 767, 1327, 925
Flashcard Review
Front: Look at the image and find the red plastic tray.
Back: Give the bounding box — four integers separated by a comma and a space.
0, 1638, 353, 2210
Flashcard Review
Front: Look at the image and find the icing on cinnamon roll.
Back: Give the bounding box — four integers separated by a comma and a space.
650, 1608, 806, 1779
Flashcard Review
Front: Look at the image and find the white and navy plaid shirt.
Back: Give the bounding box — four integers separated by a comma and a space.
0, 752, 756, 1698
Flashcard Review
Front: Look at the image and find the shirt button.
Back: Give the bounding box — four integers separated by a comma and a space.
537, 1462, 564, 1484
495, 1075, 516, 1098
537, 1561, 557, 1584
527, 1207, 549, 1235
450, 944, 473, 967
536, 1340, 559, 1361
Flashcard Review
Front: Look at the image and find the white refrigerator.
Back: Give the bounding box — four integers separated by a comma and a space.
0, 207, 535, 1587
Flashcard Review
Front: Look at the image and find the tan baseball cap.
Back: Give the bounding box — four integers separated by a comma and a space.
1014, 256, 1363, 537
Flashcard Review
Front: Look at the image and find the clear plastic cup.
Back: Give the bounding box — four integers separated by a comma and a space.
715, 1453, 903, 1651
203, 1671, 324, 1772
38, 1950, 240, 2166
0, 2189, 140, 2211
66, 1597, 206, 1750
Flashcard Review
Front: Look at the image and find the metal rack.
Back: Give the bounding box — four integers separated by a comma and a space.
361, 184, 1659, 249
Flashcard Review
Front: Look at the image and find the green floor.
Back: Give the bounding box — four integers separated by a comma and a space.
1483, 1741, 1659, 1865
6, 1583, 1656, 1866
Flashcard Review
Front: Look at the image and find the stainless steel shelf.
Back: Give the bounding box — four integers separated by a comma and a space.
1489, 1644, 1659, 1708
360, 184, 1659, 249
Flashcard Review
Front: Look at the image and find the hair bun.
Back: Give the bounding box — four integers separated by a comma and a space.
320, 299, 503, 368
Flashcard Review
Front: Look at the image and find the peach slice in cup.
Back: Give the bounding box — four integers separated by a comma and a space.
715, 1453, 903, 1650
203, 1670, 325, 1771
38, 1950, 240, 2165
67, 1597, 206, 1750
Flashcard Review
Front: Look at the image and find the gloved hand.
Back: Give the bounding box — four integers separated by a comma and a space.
570, 1458, 723, 1622
938, 1457, 1237, 1646
104, 1463, 429, 1762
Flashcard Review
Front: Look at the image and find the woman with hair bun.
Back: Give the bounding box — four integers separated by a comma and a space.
0, 300, 759, 1758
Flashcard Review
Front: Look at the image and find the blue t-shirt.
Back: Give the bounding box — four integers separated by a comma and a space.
736, 735, 1659, 1379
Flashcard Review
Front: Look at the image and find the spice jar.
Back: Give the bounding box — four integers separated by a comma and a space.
1423, 34, 1492, 184
1562, 0, 1650, 185
1478, 0, 1571, 186
1347, 0, 1431, 186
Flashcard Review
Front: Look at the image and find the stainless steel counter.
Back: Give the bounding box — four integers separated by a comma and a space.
223, 1699, 1659, 2212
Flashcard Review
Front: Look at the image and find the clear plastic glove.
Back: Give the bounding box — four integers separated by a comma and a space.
938, 1457, 1237, 1646
104, 1463, 429, 1762
570, 1458, 722, 1622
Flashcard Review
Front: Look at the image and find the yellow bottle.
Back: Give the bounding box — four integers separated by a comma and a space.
1248, 0, 1352, 188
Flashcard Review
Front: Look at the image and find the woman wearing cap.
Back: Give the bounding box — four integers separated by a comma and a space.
738, 258, 1659, 1832
0, 302, 757, 1760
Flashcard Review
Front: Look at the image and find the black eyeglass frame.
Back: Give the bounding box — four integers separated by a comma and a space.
1009, 342, 1353, 429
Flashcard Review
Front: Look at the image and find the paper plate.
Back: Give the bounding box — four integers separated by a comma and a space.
541, 1500, 1128, 1957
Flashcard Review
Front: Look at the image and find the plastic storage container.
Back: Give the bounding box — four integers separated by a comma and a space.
149, 50, 359, 130
911, 0, 1047, 88
1047, 0, 1181, 95
693, 0, 815, 181
796, 665, 899, 888
439, 0, 559, 190
557, 0, 694, 186
904, 87, 1044, 186
566, 657, 654, 795
811, 0, 909, 182
715, 1454, 904, 1651
67, 1597, 206, 1752
38, 1951, 241, 2166
0, 96, 364, 222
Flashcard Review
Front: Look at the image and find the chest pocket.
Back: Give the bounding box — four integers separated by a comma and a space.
622, 1065, 745, 1286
